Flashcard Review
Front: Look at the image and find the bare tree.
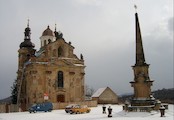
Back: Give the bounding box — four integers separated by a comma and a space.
85, 85, 95, 97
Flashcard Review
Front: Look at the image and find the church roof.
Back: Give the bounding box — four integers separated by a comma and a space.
20, 22, 35, 48
20, 40, 35, 48
91, 87, 107, 97
42, 26, 55, 36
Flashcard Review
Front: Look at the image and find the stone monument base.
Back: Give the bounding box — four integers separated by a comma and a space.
123, 98, 164, 112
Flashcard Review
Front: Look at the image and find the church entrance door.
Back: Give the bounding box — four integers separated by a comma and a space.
57, 95, 65, 102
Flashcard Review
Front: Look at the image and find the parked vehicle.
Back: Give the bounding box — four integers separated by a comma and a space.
65, 104, 78, 113
29, 102, 53, 113
69, 105, 91, 114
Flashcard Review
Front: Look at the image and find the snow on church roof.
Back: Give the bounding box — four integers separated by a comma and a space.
91, 87, 107, 97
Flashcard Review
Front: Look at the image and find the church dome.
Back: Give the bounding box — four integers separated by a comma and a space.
20, 40, 35, 48
42, 26, 54, 36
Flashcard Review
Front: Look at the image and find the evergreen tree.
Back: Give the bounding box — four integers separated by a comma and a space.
11, 79, 18, 104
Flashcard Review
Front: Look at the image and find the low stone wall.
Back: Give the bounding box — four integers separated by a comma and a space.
0, 104, 6, 113
53, 100, 97, 109
0, 104, 18, 113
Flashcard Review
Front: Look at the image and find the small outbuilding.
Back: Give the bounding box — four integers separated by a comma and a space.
92, 87, 118, 104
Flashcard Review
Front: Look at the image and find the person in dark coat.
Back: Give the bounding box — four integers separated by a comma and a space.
102, 104, 106, 114
108, 106, 112, 117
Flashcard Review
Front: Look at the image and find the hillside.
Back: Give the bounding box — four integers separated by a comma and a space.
153, 88, 174, 104
0, 96, 12, 104
119, 88, 174, 104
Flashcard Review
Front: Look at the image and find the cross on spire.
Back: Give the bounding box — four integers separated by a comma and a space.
27, 18, 30, 27
134, 4, 137, 13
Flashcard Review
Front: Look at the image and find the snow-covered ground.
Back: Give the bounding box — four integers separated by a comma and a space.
0, 104, 173, 120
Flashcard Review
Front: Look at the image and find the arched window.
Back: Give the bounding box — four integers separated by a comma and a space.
58, 47, 63, 57
48, 39, 51, 43
58, 71, 63, 88
44, 40, 47, 46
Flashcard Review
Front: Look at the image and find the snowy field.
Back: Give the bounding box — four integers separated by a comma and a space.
0, 104, 173, 120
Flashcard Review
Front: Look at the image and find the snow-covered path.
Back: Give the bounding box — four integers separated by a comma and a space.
0, 105, 173, 120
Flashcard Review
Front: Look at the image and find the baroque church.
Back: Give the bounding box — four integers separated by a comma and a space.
17, 22, 85, 110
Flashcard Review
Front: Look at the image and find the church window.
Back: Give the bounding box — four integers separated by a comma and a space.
48, 39, 51, 43
58, 71, 63, 88
58, 47, 63, 57
44, 40, 47, 46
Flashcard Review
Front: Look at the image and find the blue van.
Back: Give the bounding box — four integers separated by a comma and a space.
29, 102, 53, 113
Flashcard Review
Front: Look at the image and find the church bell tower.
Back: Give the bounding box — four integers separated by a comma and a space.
17, 20, 35, 110
18, 20, 35, 68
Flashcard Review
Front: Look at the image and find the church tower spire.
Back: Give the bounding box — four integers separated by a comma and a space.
24, 19, 31, 40
135, 12, 146, 66
20, 19, 35, 48
27, 18, 29, 27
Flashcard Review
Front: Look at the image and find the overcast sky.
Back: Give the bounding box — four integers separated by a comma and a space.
0, 0, 173, 99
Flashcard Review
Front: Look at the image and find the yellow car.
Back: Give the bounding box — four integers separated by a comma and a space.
69, 105, 91, 114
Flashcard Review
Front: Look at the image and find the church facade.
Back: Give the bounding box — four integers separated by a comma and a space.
17, 23, 85, 110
